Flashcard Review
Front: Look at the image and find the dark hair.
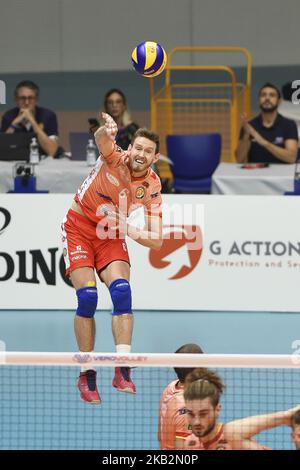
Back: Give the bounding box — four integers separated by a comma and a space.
15, 80, 39, 97
259, 82, 281, 99
184, 368, 225, 408
174, 343, 204, 383
131, 127, 160, 153
282, 82, 294, 101
292, 409, 300, 429
104, 88, 127, 109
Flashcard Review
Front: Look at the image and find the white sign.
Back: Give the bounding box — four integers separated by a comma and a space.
0, 80, 6, 105
0, 194, 300, 312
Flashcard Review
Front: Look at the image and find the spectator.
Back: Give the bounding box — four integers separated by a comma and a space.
1, 80, 59, 157
279, 81, 300, 145
291, 409, 300, 450
236, 82, 298, 164
89, 88, 139, 150
158, 343, 204, 450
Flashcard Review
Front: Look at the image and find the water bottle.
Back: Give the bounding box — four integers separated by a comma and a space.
29, 137, 39, 165
294, 160, 300, 193
86, 139, 97, 166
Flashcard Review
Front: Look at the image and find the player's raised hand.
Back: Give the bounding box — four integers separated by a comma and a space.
94, 112, 118, 142
184, 434, 201, 450
284, 404, 300, 426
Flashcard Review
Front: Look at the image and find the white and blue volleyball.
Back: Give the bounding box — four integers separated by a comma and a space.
131, 41, 167, 78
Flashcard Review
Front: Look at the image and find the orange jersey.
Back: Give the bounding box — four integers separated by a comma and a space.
74, 145, 162, 224
158, 380, 191, 450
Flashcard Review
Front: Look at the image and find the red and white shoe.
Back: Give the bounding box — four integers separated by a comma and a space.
112, 367, 136, 394
77, 370, 101, 404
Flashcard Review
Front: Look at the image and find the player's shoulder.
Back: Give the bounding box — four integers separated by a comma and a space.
147, 168, 162, 192
114, 144, 126, 155
101, 144, 127, 165
161, 380, 182, 401
164, 380, 180, 395
149, 167, 161, 182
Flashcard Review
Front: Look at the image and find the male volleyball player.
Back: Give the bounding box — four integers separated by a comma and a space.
158, 343, 204, 450
183, 368, 300, 450
291, 409, 300, 450
61, 113, 162, 404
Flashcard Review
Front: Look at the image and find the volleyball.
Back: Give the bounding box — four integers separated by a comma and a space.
131, 41, 167, 78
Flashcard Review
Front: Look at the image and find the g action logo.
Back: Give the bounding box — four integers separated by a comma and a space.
0, 207, 11, 235
149, 225, 203, 280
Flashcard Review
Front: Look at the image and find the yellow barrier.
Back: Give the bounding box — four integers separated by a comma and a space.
150, 47, 252, 179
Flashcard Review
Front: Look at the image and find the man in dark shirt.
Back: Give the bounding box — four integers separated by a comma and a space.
1, 80, 59, 157
236, 82, 298, 164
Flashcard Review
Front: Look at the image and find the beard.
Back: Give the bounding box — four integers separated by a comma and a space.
193, 418, 216, 438
260, 103, 278, 113
129, 156, 149, 174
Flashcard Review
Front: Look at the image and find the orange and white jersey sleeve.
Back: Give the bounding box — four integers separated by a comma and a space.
143, 170, 162, 218
74, 146, 162, 224
159, 381, 191, 450
100, 144, 128, 168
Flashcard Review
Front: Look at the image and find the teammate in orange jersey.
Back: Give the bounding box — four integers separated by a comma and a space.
183, 368, 300, 450
158, 343, 204, 450
61, 113, 163, 404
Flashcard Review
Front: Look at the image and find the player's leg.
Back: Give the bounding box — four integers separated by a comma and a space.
70, 267, 101, 404
62, 211, 98, 353
62, 211, 100, 404
99, 260, 136, 393
99, 260, 133, 347
70, 267, 97, 352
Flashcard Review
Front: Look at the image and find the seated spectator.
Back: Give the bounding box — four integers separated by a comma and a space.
1, 80, 59, 157
279, 81, 300, 144
236, 82, 298, 164
89, 88, 139, 150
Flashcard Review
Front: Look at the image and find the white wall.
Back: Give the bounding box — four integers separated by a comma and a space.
0, 0, 299, 73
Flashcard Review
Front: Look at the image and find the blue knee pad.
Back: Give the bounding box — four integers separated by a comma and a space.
76, 286, 98, 318
109, 279, 132, 315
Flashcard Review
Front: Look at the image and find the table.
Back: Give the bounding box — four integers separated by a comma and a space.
0, 159, 297, 195
0, 157, 94, 193
211, 162, 296, 195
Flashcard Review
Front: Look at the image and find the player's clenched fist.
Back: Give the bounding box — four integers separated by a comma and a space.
94, 112, 118, 142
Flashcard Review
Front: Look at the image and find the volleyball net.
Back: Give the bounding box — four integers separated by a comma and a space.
0, 353, 299, 450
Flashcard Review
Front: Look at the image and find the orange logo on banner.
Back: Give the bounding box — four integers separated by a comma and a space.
149, 225, 203, 280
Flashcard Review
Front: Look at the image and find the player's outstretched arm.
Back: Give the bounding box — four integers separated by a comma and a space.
94, 112, 118, 157
127, 215, 163, 250
224, 404, 300, 444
